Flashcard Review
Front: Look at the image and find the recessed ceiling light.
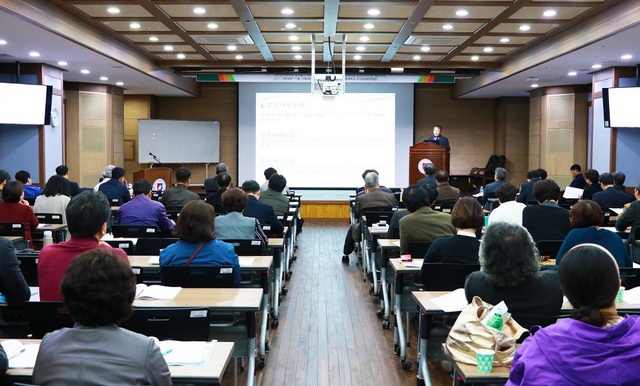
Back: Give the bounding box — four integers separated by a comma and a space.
413, 55, 421, 60
294, 54, 303, 60
285, 23, 297, 29
364, 23, 375, 30
421, 46, 430, 52
193, 7, 206, 14
149, 36, 159, 42
592, 64, 602, 69
107, 7, 120, 14
367, 9, 380, 16
568, 71, 577, 76
621, 54, 633, 60
471, 55, 479, 61
483, 47, 493, 52
289, 35, 299, 41
0, 40, 6, 45
227, 45, 237, 51
354, 55, 362, 60
81, 69, 90, 74
281, 8, 294, 15
100, 76, 108, 81
116, 81, 124, 86
360, 36, 370, 42
456, 9, 468, 17
207, 23, 218, 29
531, 83, 539, 88
519, 25, 531, 31
291, 46, 301, 51
443, 24, 454, 31
543, 10, 557, 17
58, 61, 67, 66
163, 45, 173, 51
29, 51, 40, 57
235, 54, 243, 60
177, 53, 186, 59
130, 22, 141, 29
356, 46, 366, 52
500, 37, 510, 43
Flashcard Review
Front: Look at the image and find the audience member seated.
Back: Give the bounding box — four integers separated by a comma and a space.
55, 164, 82, 196
386, 206, 409, 239
0, 181, 39, 249
423, 197, 481, 265
465, 222, 563, 328
516, 169, 541, 204
0, 237, 31, 337
615, 181, 640, 251
204, 162, 228, 193
98, 166, 130, 205
38, 190, 129, 301
569, 163, 586, 189
488, 182, 525, 226
117, 179, 175, 234
260, 166, 291, 194
34, 175, 71, 224
215, 187, 268, 245
582, 168, 602, 200
0, 170, 9, 203
593, 172, 634, 209
14, 170, 43, 199
417, 163, 437, 190
506, 244, 640, 386
482, 167, 507, 209
355, 169, 393, 196
259, 173, 290, 217
522, 179, 570, 242
434, 170, 460, 203
33, 249, 171, 385
399, 184, 455, 255
556, 200, 631, 267
160, 200, 240, 286
205, 172, 232, 215
160, 167, 199, 210
342, 172, 398, 263
241, 180, 284, 236
94, 164, 115, 191
613, 171, 635, 201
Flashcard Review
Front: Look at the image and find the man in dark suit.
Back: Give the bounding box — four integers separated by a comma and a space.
425, 124, 450, 147
582, 169, 602, 200
241, 179, 284, 237
203, 163, 228, 193
417, 163, 437, 189
56, 165, 82, 196
569, 164, 586, 189
97, 167, 130, 206
159, 167, 199, 211
613, 172, 635, 201
517, 169, 541, 204
522, 179, 570, 242
482, 167, 507, 210
593, 172, 634, 209
205, 172, 232, 214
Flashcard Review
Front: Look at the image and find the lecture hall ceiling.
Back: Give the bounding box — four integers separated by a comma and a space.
1, 0, 640, 97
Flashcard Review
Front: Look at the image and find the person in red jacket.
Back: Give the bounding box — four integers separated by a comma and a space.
0, 181, 39, 249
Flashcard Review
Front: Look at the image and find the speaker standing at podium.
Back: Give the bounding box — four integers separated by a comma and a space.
425, 124, 450, 148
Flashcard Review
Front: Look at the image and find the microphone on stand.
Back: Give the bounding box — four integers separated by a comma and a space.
149, 152, 163, 166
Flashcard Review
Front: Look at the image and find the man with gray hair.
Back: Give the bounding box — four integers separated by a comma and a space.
482, 167, 507, 209
342, 172, 397, 263
94, 165, 115, 191
204, 162, 228, 193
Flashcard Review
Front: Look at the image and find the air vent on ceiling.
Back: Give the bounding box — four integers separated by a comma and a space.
404, 36, 467, 46
192, 35, 254, 45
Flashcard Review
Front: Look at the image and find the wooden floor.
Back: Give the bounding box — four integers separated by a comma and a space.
223, 219, 452, 386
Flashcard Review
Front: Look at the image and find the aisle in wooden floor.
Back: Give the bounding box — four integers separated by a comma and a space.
223, 219, 451, 386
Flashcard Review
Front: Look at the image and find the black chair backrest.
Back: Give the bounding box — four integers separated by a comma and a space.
620, 267, 640, 290
135, 237, 180, 255
111, 225, 161, 238
363, 209, 396, 226
109, 198, 120, 207
421, 263, 481, 290
151, 191, 162, 201
261, 224, 282, 238
536, 240, 564, 259
222, 239, 263, 256
0, 222, 25, 238
35, 213, 64, 224
103, 239, 135, 255
120, 307, 210, 341
166, 211, 180, 222
23, 302, 74, 338
16, 251, 40, 286
484, 154, 499, 177
408, 242, 432, 258
159, 266, 235, 288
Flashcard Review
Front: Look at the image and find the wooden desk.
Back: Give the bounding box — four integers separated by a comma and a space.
377, 238, 400, 327
33, 223, 68, 243
451, 359, 511, 384
266, 237, 286, 322
3, 339, 234, 385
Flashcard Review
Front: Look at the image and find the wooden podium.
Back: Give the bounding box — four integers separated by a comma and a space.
409, 142, 450, 184
133, 167, 172, 190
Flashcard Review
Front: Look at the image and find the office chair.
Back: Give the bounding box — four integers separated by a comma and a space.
222, 239, 264, 256
15, 250, 40, 286
135, 237, 179, 255
120, 307, 210, 341
103, 239, 135, 255
23, 302, 74, 339
159, 266, 236, 288
34, 213, 63, 224
111, 225, 161, 238
420, 263, 480, 290
536, 240, 564, 260
0, 222, 28, 250
408, 242, 432, 259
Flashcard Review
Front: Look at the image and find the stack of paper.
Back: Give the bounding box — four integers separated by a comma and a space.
158, 340, 214, 366
135, 284, 181, 300
1, 340, 40, 368
431, 288, 469, 312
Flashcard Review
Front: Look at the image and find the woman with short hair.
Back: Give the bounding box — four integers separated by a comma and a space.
0, 181, 39, 249
34, 175, 71, 224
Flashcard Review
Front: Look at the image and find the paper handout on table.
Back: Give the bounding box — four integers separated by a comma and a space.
1, 339, 40, 368
148, 256, 160, 265
135, 284, 181, 300
239, 257, 255, 266
158, 340, 214, 366
431, 288, 469, 312
623, 287, 640, 304
563, 186, 583, 199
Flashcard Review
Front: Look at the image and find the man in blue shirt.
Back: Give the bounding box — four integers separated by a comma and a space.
14, 170, 43, 199
117, 179, 174, 234
98, 167, 130, 205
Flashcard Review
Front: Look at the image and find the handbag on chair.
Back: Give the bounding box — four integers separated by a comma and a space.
443, 296, 528, 366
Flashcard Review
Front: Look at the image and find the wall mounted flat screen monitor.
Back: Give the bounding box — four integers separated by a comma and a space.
0, 82, 53, 125
603, 87, 640, 128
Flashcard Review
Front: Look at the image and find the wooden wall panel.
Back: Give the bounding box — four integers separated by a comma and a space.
301, 202, 350, 219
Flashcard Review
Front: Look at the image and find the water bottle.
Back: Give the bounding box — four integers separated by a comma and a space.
42, 230, 53, 247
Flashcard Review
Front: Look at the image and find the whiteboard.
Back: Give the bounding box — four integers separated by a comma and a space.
138, 119, 220, 163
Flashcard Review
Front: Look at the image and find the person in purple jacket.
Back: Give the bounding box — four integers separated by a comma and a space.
507, 244, 640, 386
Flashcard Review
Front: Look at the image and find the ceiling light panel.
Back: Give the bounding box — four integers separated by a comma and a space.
413, 22, 485, 34
248, 4, 323, 18
490, 23, 559, 34
337, 4, 414, 18
424, 5, 508, 19
157, 4, 237, 18
71, 4, 152, 18
509, 6, 591, 20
